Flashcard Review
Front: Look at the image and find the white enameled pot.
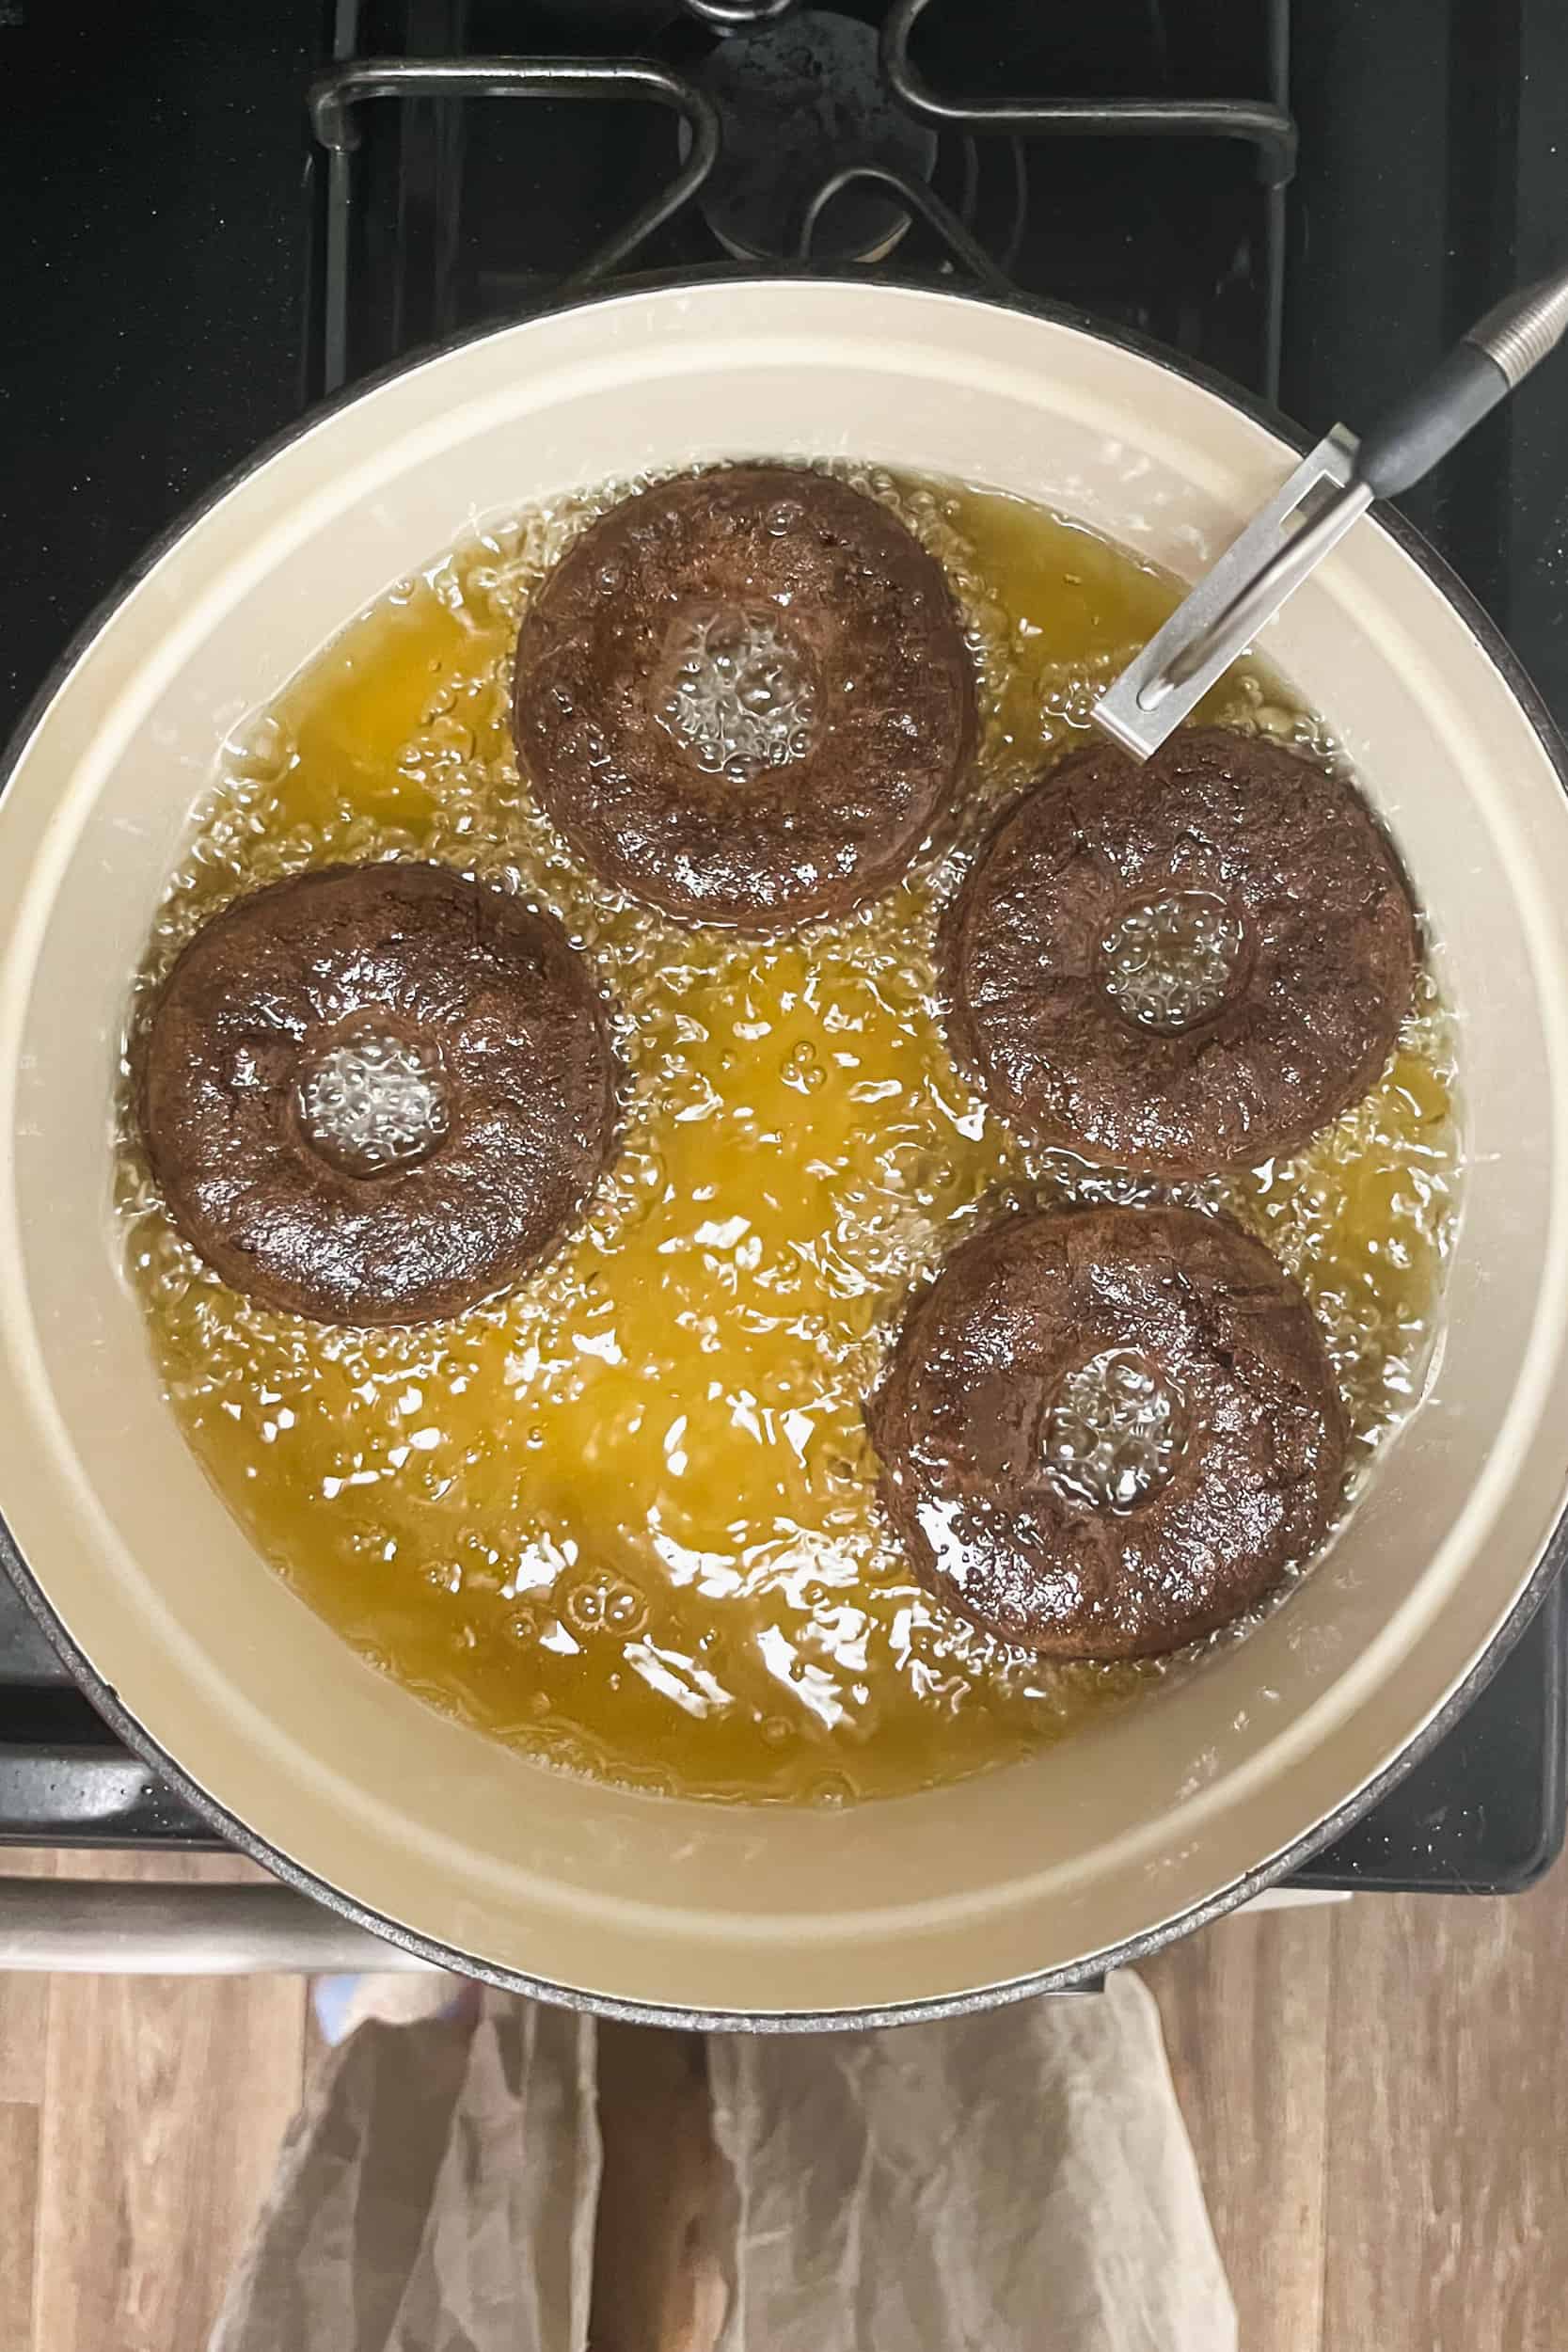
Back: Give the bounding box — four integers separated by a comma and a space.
4, 279, 1568, 2025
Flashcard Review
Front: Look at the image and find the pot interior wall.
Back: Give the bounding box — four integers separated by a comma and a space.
4, 284, 1568, 2017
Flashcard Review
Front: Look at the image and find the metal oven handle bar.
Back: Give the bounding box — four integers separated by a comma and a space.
0, 1880, 1097, 1985
0, 1876, 436, 1974
0, 1875, 1335, 1978
0, 1872, 1107, 1989
308, 58, 721, 392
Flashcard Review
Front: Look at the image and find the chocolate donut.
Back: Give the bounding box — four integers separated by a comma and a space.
945, 727, 1418, 1177
138, 863, 621, 1326
513, 466, 976, 930
868, 1205, 1347, 1661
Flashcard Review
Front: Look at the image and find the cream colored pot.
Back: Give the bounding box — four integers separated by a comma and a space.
4, 280, 1568, 2026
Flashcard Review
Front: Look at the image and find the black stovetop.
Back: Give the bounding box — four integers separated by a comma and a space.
2, 0, 1564, 1889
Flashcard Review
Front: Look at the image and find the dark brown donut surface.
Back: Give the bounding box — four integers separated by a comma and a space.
513, 466, 976, 931
945, 727, 1418, 1177
138, 863, 621, 1326
868, 1205, 1347, 1661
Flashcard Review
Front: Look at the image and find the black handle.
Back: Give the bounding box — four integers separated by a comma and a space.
1355, 342, 1511, 501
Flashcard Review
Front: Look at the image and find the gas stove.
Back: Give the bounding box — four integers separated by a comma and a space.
2, 0, 1563, 1889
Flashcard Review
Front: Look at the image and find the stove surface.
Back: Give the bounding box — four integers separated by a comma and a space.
2, 0, 1564, 1889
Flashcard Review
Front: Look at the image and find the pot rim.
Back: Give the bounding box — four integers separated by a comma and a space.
2, 270, 1564, 2029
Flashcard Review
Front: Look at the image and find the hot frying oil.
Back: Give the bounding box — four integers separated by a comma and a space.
119, 469, 1461, 1804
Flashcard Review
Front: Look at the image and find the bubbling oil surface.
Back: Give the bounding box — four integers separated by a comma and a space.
119, 469, 1461, 1804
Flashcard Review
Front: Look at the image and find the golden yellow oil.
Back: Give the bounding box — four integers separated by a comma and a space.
117, 467, 1460, 1804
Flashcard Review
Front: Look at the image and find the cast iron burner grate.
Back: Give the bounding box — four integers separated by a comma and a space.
307, 0, 1295, 403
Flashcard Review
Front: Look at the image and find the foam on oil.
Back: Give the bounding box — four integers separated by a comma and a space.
117, 467, 1461, 1804
656, 599, 818, 782
298, 1027, 451, 1177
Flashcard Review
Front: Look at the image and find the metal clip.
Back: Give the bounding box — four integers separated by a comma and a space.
1094, 427, 1360, 763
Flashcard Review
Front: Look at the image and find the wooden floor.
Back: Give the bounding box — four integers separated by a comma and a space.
0, 1848, 1564, 2351
0, 1850, 309, 2352
1143, 1874, 1568, 2351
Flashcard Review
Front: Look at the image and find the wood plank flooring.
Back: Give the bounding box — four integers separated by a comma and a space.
1141, 1867, 1568, 2351
1142, 1899, 1335, 2344
0, 1851, 308, 2352
0, 1848, 1563, 2350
